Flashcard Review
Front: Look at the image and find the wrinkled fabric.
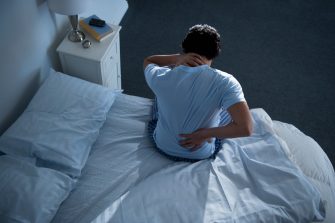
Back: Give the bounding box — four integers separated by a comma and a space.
53, 94, 325, 223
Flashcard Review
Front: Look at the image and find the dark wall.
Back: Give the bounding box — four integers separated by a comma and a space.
120, 0, 335, 165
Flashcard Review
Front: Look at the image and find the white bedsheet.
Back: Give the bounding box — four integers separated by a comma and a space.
52, 94, 327, 223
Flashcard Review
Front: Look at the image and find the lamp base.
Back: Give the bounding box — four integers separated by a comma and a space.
68, 30, 85, 42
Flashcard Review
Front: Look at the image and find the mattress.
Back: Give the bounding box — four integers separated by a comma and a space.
52, 94, 334, 223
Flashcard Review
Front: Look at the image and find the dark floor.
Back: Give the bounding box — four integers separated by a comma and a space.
120, 0, 335, 166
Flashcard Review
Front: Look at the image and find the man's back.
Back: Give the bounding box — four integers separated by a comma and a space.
145, 63, 245, 159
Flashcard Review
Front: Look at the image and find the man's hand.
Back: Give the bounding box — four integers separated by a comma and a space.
179, 128, 212, 151
179, 102, 253, 151
175, 53, 206, 67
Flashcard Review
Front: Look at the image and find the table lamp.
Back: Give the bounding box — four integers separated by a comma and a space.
47, 0, 90, 42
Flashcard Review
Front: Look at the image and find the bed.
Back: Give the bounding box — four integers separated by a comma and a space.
0, 69, 334, 223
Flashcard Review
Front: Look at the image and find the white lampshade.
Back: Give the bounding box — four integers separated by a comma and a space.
47, 0, 90, 15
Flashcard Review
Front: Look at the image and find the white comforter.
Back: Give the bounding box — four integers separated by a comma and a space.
52, 94, 325, 223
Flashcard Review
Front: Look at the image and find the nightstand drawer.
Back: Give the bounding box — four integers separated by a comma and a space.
102, 58, 118, 89
101, 34, 121, 89
104, 34, 119, 63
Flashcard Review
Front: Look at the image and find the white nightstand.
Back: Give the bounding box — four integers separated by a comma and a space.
57, 24, 122, 90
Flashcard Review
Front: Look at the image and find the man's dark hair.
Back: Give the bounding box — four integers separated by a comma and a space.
182, 24, 221, 60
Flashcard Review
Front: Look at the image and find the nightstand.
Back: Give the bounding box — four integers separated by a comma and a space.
57, 24, 122, 90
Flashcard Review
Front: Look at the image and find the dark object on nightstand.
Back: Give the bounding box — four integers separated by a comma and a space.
89, 18, 106, 27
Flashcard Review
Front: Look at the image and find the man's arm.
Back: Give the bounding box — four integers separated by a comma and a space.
143, 53, 205, 70
179, 102, 253, 150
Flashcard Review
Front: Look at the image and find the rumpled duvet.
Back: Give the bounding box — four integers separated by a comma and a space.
105, 109, 325, 223
53, 95, 325, 223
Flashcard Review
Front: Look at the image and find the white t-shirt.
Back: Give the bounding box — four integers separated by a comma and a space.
145, 64, 245, 159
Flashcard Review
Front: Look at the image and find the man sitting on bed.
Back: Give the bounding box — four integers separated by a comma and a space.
144, 24, 253, 162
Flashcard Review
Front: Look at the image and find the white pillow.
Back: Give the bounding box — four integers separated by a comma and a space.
273, 120, 335, 223
272, 121, 334, 186
0, 69, 120, 178
0, 155, 74, 223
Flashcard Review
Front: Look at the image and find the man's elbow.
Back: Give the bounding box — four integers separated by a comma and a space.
241, 122, 253, 137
